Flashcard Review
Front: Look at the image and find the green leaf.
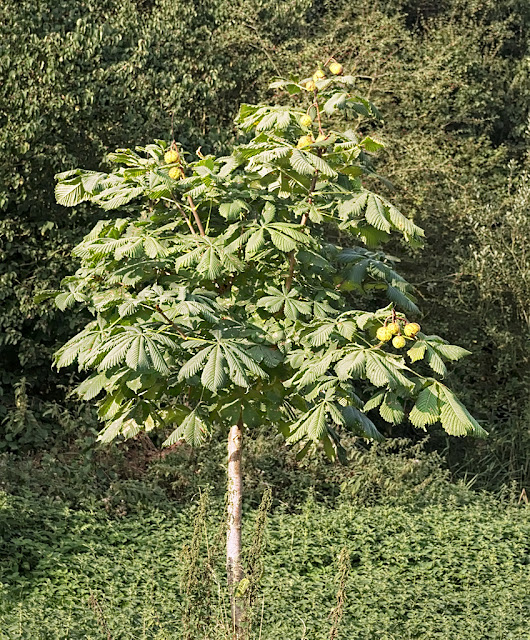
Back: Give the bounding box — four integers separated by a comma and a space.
305, 153, 337, 178
409, 386, 440, 429
55, 291, 77, 311
201, 344, 226, 392
76, 373, 107, 401
341, 406, 384, 440
179, 346, 214, 381
246, 229, 266, 257
388, 205, 424, 240
163, 409, 209, 447
305, 323, 335, 347
290, 149, 316, 176
144, 237, 169, 258
335, 349, 366, 380
338, 192, 368, 220
365, 352, 414, 390
360, 136, 385, 152
435, 344, 472, 361
363, 390, 385, 412
438, 385, 487, 437
407, 341, 427, 363
379, 393, 404, 424
365, 195, 391, 233
220, 200, 248, 220
269, 229, 297, 252
197, 247, 222, 279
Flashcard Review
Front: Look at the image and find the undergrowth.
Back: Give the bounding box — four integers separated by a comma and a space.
1, 439, 529, 639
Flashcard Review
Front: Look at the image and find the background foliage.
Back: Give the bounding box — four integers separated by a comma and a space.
1, 0, 528, 487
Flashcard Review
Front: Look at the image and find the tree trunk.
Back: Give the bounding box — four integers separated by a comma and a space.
227, 418, 244, 636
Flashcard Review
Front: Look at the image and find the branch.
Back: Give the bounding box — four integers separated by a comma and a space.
314, 98, 324, 136
300, 168, 320, 226
187, 194, 205, 236
287, 151, 322, 290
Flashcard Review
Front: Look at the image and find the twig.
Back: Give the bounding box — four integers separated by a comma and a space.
88, 593, 112, 640
155, 304, 187, 339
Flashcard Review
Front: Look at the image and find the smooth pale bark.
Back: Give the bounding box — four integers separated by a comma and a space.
227, 418, 244, 635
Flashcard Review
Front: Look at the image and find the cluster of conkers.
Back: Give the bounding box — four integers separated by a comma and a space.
376, 320, 421, 349
304, 59, 343, 92
164, 145, 184, 180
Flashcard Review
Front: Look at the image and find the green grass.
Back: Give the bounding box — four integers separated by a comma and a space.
1, 489, 529, 639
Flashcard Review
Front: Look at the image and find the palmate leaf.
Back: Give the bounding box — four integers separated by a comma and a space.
291, 351, 336, 388
55, 170, 109, 207
323, 91, 348, 114
305, 403, 327, 441
269, 229, 297, 252
388, 205, 424, 241
435, 344, 472, 361
54, 322, 108, 370
55, 291, 77, 311
386, 285, 420, 314
247, 146, 292, 169
305, 152, 337, 178
305, 323, 335, 347
338, 192, 368, 220
360, 136, 385, 152
335, 349, 366, 380
178, 346, 214, 380
363, 390, 385, 412
288, 401, 328, 443
407, 336, 470, 376
144, 237, 169, 258
179, 339, 267, 393
94, 186, 145, 210
290, 149, 315, 176
259, 287, 312, 320
408, 382, 486, 437
219, 199, 249, 220
245, 228, 266, 257
198, 247, 223, 279
174, 234, 245, 278
96, 329, 175, 374
201, 344, 226, 392
379, 392, 405, 424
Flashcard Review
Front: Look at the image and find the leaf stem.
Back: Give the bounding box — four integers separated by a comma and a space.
174, 201, 197, 235
154, 304, 187, 339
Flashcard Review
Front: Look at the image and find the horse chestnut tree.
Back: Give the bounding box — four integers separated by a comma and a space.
46, 60, 485, 634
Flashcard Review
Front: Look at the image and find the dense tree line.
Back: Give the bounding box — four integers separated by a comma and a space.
1, 0, 528, 487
